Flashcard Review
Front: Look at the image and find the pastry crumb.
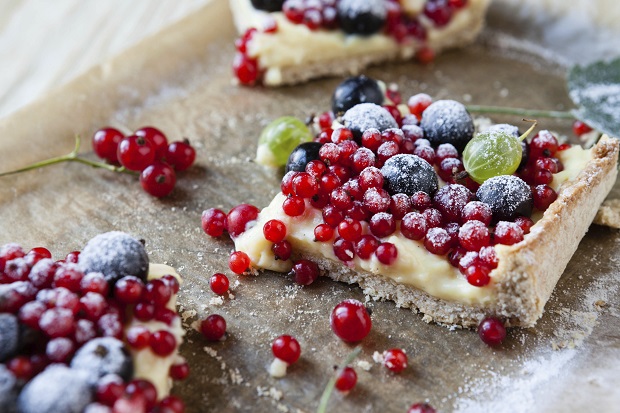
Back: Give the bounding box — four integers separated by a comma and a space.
357, 360, 372, 371
593, 199, 620, 229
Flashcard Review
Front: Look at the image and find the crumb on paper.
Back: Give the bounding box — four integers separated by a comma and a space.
357, 360, 372, 371
593, 199, 620, 229
269, 358, 288, 378
372, 351, 384, 364
181, 309, 197, 322
209, 296, 224, 306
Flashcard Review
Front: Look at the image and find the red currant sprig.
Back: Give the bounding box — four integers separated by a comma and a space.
0, 126, 197, 198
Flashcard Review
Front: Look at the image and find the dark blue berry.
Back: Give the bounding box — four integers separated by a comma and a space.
0, 314, 19, 362
18, 364, 93, 413
285, 142, 323, 173
331, 76, 384, 114
342, 103, 398, 141
78, 232, 149, 285
337, 0, 387, 35
476, 175, 533, 221
0, 365, 18, 413
381, 154, 439, 196
420, 100, 474, 151
70, 337, 133, 383
250, 0, 284, 12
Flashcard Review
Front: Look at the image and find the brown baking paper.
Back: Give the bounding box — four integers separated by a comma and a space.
1, 1, 619, 412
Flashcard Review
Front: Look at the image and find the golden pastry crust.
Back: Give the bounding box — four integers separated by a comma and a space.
283, 136, 619, 328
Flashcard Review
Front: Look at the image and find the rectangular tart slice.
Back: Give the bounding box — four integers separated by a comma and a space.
230, 0, 492, 86
232, 81, 619, 328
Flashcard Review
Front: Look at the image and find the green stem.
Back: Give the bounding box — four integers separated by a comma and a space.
0, 135, 136, 177
465, 105, 574, 120
317, 346, 362, 413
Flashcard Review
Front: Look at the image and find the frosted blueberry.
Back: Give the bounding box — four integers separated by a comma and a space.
381, 154, 439, 196
70, 337, 133, 382
476, 175, 533, 221
420, 100, 474, 151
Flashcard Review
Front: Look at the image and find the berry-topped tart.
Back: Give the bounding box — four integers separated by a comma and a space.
230, 0, 492, 85
202, 75, 619, 329
0, 232, 187, 413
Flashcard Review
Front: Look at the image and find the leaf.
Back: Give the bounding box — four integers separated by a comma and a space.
568, 57, 620, 137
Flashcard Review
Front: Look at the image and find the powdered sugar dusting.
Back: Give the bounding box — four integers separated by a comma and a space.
342, 103, 398, 134
336, 0, 387, 19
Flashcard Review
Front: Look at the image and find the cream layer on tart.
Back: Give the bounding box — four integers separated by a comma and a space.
128, 263, 184, 399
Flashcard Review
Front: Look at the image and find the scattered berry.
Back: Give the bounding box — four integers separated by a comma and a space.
201, 314, 227, 341
383, 348, 408, 373
272, 335, 301, 364
335, 367, 357, 392
330, 299, 372, 342
477, 317, 506, 346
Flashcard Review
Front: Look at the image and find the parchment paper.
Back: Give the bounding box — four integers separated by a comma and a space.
1, 1, 619, 412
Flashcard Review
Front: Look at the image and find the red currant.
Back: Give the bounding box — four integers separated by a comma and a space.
330, 299, 372, 342
92, 127, 124, 164
263, 219, 287, 243
227, 204, 260, 239
117, 135, 156, 171
272, 240, 292, 261
166, 140, 196, 171
290, 259, 319, 286
335, 366, 357, 392
383, 348, 408, 373
201, 314, 227, 341
477, 317, 506, 346
209, 273, 230, 295
140, 162, 176, 197
135, 126, 168, 159
272, 335, 301, 364
202, 208, 228, 237
229, 251, 251, 274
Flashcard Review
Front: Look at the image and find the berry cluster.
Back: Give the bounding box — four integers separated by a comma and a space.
92, 126, 196, 197
0, 235, 186, 413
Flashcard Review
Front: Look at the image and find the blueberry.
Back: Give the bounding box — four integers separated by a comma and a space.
78, 232, 149, 285
337, 0, 387, 35
0, 314, 18, 362
18, 364, 93, 413
342, 103, 398, 141
420, 100, 474, 151
250, 0, 284, 11
70, 337, 133, 383
331, 76, 384, 114
381, 154, 439, 197
476, 175, 532, 221
285, 142, 323, 173
0, 365, 18, 413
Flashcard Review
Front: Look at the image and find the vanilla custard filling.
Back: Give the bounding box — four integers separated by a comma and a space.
235, 146, 592, 306
126, 263, 184, 399
231, 0, 490, 85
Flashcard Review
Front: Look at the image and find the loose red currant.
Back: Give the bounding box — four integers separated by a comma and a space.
166, 140, 196, 171
169, 360, 190, 380
229, 251, 251, 274
478, 317, 506, 346
335, 367, 357, 392
202, 208, 228, 237
330, 299, 372, 342
383, 348, 408, 373
209, 273, 230, 295
263, 219, 287, 243
92, 127, 125, 164
272, 335, 301, 364
290, 259, 319, 286
200, 314, 226, 341
140, 162, 176, 197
